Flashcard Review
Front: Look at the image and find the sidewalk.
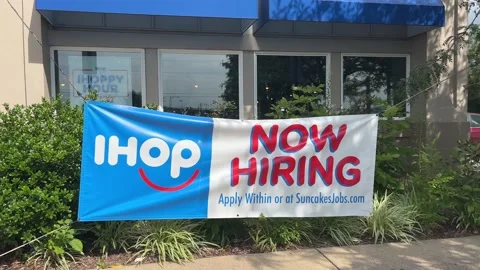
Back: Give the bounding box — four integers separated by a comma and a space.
117, 235, 480, 270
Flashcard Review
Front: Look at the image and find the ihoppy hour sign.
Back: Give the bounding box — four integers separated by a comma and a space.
72, 68, 130, 98
78, 102, 378, 221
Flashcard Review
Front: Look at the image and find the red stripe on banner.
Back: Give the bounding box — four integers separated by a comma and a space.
139, 168, 199, 192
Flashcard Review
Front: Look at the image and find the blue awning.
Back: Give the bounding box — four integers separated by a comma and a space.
36, 0, 258, 33
253, 0, 445, 37
36, 0, 445, 37
263, 0, 445, 26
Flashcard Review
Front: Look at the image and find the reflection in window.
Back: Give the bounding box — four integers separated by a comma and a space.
256, 55, 327, 119
160, 53, 239, 119
470, 114, 480, 127
53, 50, 144, 107
343, 56, 407, 115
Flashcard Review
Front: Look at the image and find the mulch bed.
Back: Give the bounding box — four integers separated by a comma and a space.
1, 229, 478, 270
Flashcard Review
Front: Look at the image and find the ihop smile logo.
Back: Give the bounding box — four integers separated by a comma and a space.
93, 135, 203, 192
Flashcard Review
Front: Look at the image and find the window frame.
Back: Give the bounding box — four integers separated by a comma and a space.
341, 53, 411, 119
254, 52, 331, 120
50, 46, 147, 106
157, 49, 244, 120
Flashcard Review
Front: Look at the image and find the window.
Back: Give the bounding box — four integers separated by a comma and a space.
342, 55, 408, 116
159, 51, 241, 119
256, 54, 328, 119
469, 113, 480, 128
52, 48, 145, 107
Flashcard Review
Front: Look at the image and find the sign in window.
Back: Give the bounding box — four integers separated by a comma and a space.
53, 50, 144, 107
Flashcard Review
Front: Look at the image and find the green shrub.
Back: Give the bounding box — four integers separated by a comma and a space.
143, 103, 159, 110
88, 221, 135, 257
265, 84, 330, 119
0, 98, 83, 249
450, 141, 480, 230
200, 219, 248, 247
245, 215, 312, 252
130, 221, 211, 264
313, 217, 363, 246
374, 106, 414, 193
26, 219, 83, 270
404, 137, 457, 231
362, 192, 422, 244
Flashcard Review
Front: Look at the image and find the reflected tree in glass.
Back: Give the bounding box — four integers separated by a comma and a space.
343, 56, 407, 115
254, 56, 327, 119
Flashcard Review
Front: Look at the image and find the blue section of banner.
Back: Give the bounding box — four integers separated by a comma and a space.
78, 102, 214, 221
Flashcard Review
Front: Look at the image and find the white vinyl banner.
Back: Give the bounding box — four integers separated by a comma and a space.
207, 114, 378, 218
78, 101, 378, 221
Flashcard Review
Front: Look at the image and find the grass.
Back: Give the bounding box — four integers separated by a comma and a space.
129, 221, 214, 264
362, 192, 423, 244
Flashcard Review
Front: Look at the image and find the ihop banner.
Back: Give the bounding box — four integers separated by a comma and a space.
78, 102, 378, 221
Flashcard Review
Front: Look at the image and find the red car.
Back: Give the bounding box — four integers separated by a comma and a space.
468, 113, 480, 143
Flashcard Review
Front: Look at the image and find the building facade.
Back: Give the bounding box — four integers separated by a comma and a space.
0, 0, 469, 152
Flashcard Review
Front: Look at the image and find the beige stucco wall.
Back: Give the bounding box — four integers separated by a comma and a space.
0, 0, 48, 109
425, 0, 470, 152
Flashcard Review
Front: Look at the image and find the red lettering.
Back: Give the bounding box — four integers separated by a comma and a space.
297, 156, 307, 186
310, 124, 347, 153
250, 124, 278, 154
279, 124, 308, 153
336, 156, 361, 187
259, 157, 269, 186
271, 156, 296, 186
231, 157, 257, 187
309, 156, 333, 186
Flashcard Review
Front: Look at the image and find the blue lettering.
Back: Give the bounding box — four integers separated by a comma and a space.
244, 192, 271, 204
82, 84, 90, 93
91, 75, 100, 84
110, 85, 118, 93
116, 75, 124, 84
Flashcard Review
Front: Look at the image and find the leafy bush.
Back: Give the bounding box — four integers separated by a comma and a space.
362, 192, 422, 244
404, 137, 456, 231
88, 221, 135, 257
265, 84, 330, 119
26, 219, 83, 270
373, 106, 414, 193
313, 217, 363, 246
245, 216, 312, 252
0, 98, 83, 249
450, 141, 480, 230
200, 219, 248, 247
143, 103, 159, 110
130, 221, 211, 264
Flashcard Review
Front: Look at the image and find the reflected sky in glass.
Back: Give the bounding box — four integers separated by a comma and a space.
161, 53, 235, 110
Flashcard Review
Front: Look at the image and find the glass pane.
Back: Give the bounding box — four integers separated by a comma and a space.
160, 53, 239, 119
470, 114, 480, 127
256, 55, 327, 119
54, 50, 143, 107
343, 56, 407, 115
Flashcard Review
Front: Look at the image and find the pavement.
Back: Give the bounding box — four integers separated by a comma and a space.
116, 235, 480, 270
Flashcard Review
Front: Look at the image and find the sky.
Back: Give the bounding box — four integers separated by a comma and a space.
470, 6, 480, 25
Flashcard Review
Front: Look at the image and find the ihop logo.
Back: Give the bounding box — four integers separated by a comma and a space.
94, 135, 202, 192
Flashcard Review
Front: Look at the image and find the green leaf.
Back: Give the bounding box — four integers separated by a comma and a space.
68, 239, 84, 254
467, 205, 475, 213
54, 246, 65, 255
